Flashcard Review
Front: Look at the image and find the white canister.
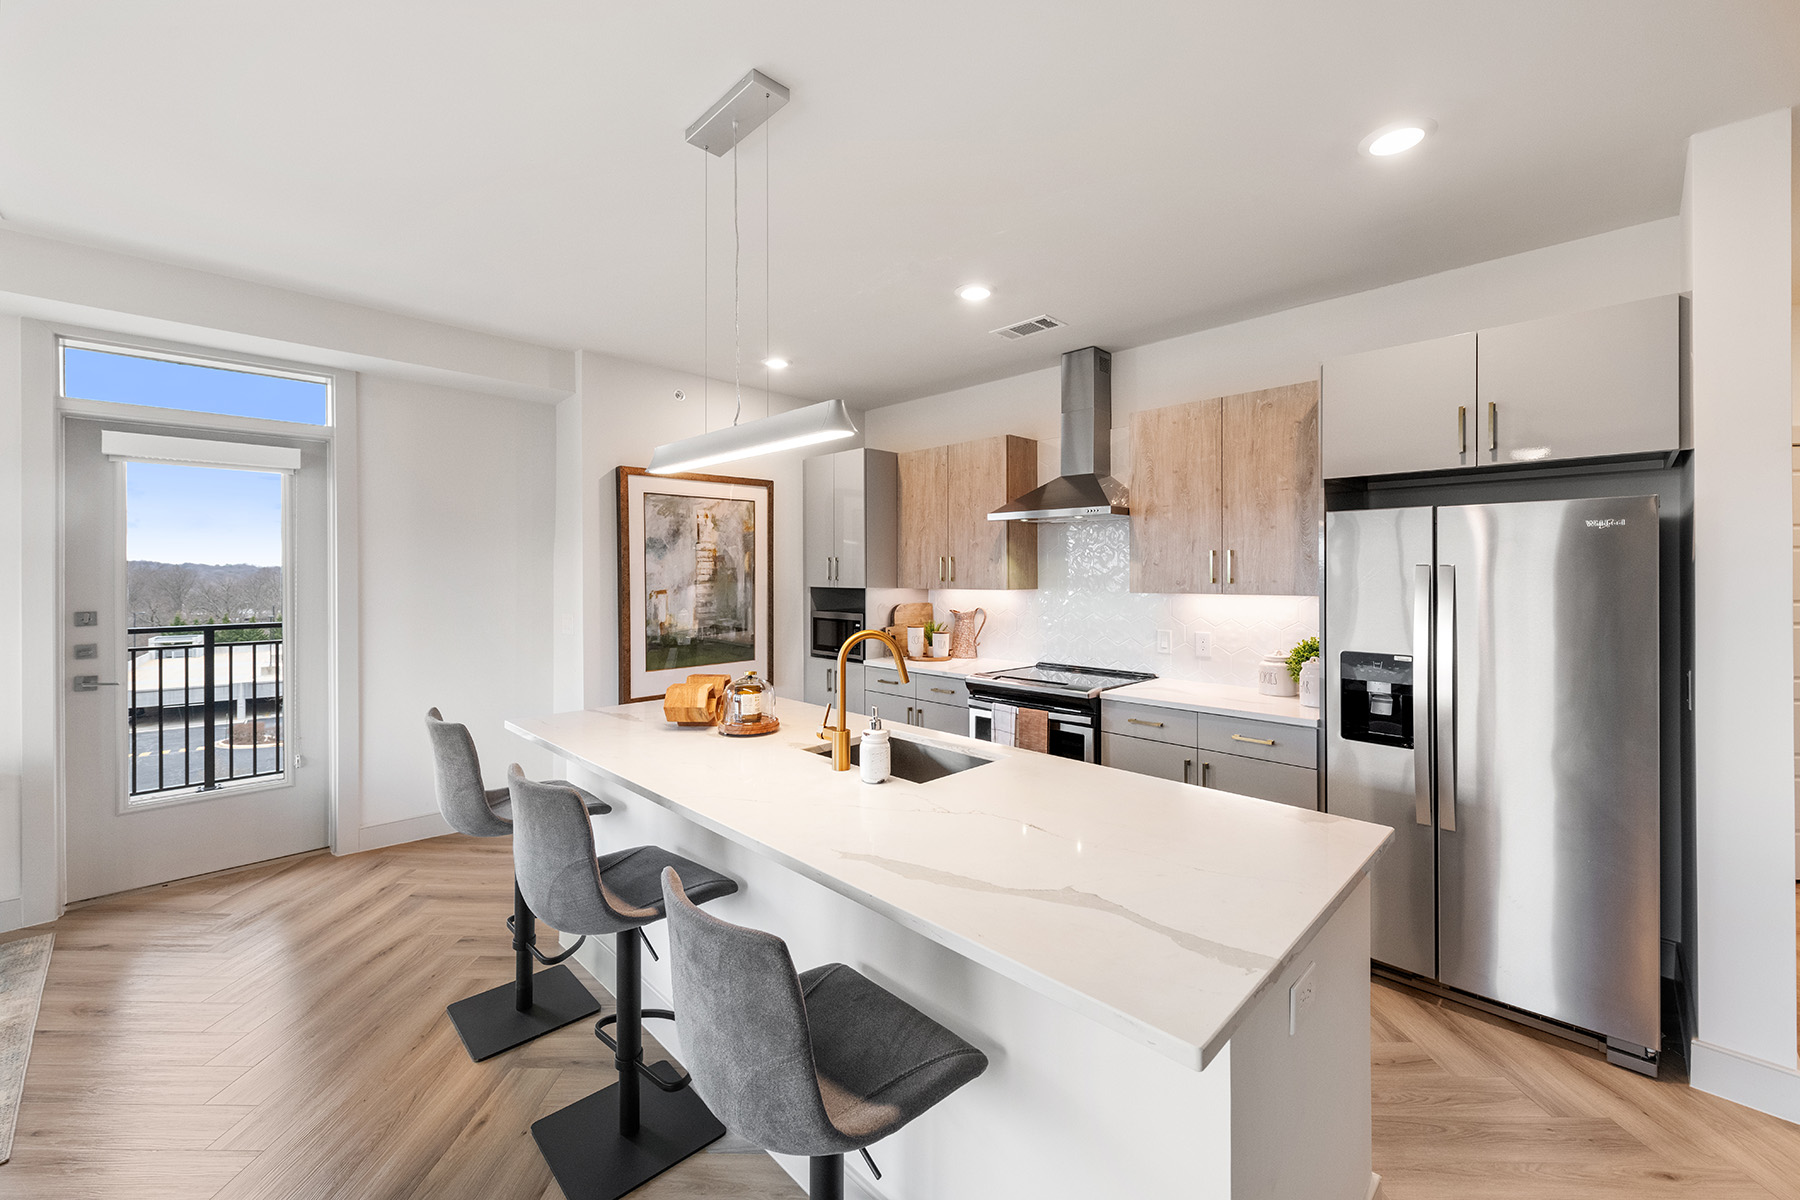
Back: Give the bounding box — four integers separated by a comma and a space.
1297, 658, 1322, 708
929, 632, 949, 658
1258, 653, 1299, 697
906, 626, 925, 658
859, 709, 891, 784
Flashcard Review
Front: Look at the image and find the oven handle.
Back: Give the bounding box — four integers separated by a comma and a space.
967, 698, 1094, 726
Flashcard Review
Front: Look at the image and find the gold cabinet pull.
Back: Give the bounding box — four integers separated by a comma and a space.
1127, 717, 1164, 728
1182, 759, 1193, 785
1226, 549, 1235, 586
949, 555, 955, 581
1200, 761, 1210, 786
1458, 405, 1467, 454
1231, 733, 1276, 746
930, 686, 954, 695
877, 677, 901, 686
1209, 549, 1217, 585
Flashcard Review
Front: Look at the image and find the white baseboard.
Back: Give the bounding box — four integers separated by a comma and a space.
356, 811, 452, 852
1368, 1171, 1384, 1199
0, 897, 25, 934
1690, 1039, 1800, 1123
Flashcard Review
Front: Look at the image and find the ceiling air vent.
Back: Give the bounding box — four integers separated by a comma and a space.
991, 314, 1066, 341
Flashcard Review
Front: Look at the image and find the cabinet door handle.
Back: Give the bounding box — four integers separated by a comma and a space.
826, 667, 835, 691
1458, 405, 1467, 454
1209, 549, 1217, 586
1230, 733, 1276, 746
833, 555, 839, 580
938, 555, 945, 583
877, 677, 901, 686
1127, 717, 1164, 728
1200, 761, 1210, 786
930, 686, 955, 695
1182, 758, 1193, 785
949, 555, 955, 581
1487, 401, 1497, 452
1226, 549, 1235, 586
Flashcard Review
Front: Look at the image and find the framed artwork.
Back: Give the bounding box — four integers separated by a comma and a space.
616, 466, 774, 704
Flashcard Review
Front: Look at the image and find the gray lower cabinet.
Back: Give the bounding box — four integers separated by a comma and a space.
1199, 750, 1318, 810
1103, 702, 1320, 810
912, 697, 967, 734
1105, 733, 1198, 785
863, 671, 967, 732
804, 657, 864, 717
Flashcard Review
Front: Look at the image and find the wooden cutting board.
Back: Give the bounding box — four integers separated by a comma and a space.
891, 602, 934, 629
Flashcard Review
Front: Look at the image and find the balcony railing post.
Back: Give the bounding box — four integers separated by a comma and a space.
202, 625, 217, 790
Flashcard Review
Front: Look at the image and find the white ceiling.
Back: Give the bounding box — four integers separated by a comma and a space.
0, 2, 1795, 406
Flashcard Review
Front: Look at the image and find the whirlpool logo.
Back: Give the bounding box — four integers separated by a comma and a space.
1585, 519, 1627, 529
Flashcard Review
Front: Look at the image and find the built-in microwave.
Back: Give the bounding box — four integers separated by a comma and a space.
811, 609, 865, 661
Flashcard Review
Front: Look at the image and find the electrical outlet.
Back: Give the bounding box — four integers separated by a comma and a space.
1193, 632, 1213, 657
1156, 629, 1173, 654
1289, 960, 1318, 1035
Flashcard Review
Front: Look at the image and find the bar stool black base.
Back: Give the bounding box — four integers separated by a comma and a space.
809, 1154, 845, 1200
446, 964, 601, 1062
531, 1079, 726, 1200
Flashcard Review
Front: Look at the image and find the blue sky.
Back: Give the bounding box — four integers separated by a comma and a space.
127, 463, 283, 566
71, 346, 305, 567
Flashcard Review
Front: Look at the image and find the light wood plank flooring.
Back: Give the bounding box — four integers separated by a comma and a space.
4, 835, 1800, 1198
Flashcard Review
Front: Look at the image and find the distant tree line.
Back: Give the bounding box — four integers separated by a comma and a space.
127, 562, 282, 635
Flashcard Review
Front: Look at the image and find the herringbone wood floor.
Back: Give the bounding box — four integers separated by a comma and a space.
4, 835, 1800, 1199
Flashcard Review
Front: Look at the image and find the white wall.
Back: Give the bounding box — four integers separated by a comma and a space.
864, 217, 1684, 685
355, 376, 556, 840
558, 351, 815, 711
0, 316, 27, 925
1686, 109, 1799, 1097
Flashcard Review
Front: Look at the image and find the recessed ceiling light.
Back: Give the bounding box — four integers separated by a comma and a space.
1361, 120, 1436, 158
957, 284, 992, 302
762, 357, 789, 370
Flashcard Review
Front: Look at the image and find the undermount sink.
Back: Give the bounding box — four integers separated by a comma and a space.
804, 735, 995, 784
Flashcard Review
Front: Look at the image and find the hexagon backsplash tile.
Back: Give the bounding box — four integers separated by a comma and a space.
926, 523, 1318, 688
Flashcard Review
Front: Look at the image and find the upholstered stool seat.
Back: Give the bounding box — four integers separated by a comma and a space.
509, 767, 741, 1200
661, 867, 988, 1200
425, 707, 608, 1061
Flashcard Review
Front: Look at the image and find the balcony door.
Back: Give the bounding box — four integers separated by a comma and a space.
61, 417, 330, 900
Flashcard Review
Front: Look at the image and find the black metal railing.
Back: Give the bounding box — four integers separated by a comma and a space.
125, 622, 283, 799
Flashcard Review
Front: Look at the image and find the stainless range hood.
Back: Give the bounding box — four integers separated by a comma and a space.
988, 346, 1128, 523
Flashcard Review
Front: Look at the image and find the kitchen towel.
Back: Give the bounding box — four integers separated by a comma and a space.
991, 703, 1017, 748
1016, 707, 1048, 754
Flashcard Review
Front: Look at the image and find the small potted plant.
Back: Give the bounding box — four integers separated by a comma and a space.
924, 619, 949, 658
1287, 636, 1322, 708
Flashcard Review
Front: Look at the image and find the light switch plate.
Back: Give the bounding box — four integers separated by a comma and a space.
1193, 632, 1213, 657
1289, 960, 1318, 1035
73, 611, 97, 627
1156, 629, 1173, 654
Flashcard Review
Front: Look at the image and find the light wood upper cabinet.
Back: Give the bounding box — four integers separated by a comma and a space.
1129, 397, 1223, 594
898, 435, 1037, 589
1222, 383, 1321, 595
1130, 382, 1321, 596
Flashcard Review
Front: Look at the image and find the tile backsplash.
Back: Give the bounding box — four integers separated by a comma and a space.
926, 521, 1317, 687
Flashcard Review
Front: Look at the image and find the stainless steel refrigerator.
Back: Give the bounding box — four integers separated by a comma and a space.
1325, 496, 1661, 1065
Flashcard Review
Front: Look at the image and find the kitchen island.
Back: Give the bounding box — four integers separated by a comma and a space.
508, 701, 1390, 1200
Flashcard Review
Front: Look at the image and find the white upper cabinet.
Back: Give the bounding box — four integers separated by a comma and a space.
1322, 333, 1476, 478
1476, 295, 1680, 467
1322, 297, 1682, 480
803, 448, 897, 590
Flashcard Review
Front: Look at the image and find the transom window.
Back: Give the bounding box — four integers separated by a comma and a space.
60, 340, 331, 426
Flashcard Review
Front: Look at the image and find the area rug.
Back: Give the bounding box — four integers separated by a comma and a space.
0, 934, 53, 1164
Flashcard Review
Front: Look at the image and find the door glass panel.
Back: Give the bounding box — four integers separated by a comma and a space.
63, 343, 330, 425
124, 462, 285, 802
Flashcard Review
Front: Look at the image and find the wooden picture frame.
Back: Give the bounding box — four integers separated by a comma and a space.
616, 466, 774, 704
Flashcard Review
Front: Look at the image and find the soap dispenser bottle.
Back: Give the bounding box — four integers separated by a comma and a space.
860, 707, 891, 784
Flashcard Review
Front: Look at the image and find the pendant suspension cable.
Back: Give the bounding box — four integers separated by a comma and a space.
765, 89, 771, 418
703, 145, 709, 421
732, 117, 742, 427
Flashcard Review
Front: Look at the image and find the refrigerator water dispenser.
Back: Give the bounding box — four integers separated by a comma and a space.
1338, 651, 1414, 748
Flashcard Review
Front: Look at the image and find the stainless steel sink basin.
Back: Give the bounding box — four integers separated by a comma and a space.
804, 736, 995, 784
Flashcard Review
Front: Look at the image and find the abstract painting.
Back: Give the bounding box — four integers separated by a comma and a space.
617, 467, 773, 704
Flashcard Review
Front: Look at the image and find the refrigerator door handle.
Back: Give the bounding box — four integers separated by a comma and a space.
1436, 563, 1457, 832
1412, 564, 1433, 827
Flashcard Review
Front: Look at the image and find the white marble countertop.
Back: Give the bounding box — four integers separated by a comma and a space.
1107, 678, 1321, 727
858, 653, 1027, 678
507, 701, 1388, 1070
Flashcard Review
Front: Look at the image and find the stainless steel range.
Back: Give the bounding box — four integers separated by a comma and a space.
965, 662, 1155, 763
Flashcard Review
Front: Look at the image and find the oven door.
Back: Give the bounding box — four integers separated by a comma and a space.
967, 699, 1096, 762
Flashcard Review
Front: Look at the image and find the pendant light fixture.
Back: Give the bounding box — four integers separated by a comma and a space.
648, 70, 856, 476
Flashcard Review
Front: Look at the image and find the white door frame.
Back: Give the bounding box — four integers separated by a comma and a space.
26, 319, 363, 920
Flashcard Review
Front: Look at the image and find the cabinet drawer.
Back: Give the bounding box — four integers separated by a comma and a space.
914, 674, 969, 705
1193, 713, 1316, 769
865, 668, 915, 700
1198, 751, 1318, 810
1101, 701, 1198, 747
911, 698, 968, 735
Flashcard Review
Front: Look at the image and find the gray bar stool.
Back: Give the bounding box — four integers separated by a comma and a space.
660, 867, 989, 1200
425, 707, 608, 1061
509, 766, 741, 1200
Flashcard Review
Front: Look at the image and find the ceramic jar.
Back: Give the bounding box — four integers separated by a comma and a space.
1257, 653, 1299, 697
1297, 657, 1322, 708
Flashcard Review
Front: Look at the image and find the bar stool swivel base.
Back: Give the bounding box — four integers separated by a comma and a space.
530, 931, 725, 1200
446, 882, 602, 1062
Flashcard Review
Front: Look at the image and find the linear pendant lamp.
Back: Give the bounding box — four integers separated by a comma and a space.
648, 69, 859, 476
647, 397, 857, 474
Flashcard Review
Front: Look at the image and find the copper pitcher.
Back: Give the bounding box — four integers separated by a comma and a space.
948, 608, 986, 659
